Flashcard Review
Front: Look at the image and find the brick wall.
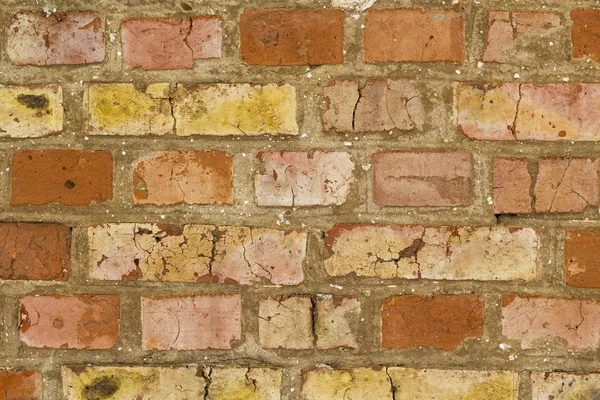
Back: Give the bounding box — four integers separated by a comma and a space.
1, 0, 600, 399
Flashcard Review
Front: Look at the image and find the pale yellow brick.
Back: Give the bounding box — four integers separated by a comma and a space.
207, 367, 282, 400
302, 368, 393, 400
315, 296, 360, 349
531, 372, 600, 399
259, 297, 313, 349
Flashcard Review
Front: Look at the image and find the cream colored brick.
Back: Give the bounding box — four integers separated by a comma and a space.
207, 367, 282, 400
315, 297, 360, 349
259, 297, 313, 349
0, 85, 63, 138
531, 372, 600, 399
302, 368, 393, 400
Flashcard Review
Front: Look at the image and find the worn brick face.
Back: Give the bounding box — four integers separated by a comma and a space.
122, 17, 221, 70
259, 297, 313, 349
11, 150, 113, 206
240, 9, 344, 65
382, 295, 484, 350
303, 368, 393, 399
531, 372, 600, 400
571, 9, 600, 62
314, 296, 361, 349
364, 9, 464, 63
0, 223, 70, 281
372, 152, 471, 207
255, 151, 355, 206
207, 367, 282, 399
493, 158, 532, 214
133, 150, 233, 205
564, 230, 600, 288
19, 295, 120, 349
6, 12, 104, 65
0, 370, 42, 400
142, 294, 241, 350
502, 295, 600, 351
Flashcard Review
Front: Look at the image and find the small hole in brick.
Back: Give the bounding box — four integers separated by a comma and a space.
65, 180, 76, 189
180, 1, 193, 11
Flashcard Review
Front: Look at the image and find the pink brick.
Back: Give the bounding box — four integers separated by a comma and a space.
255, 151, 355, 206
122, 17, 221, 70
6, 12, 104, 66
19, 295, 119, 349
493, 158, 532, 214
502, 295, 600, 351
142, 294, 241, 350
372, 152, 471, 207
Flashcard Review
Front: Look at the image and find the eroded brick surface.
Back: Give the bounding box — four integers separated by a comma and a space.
364, 9, 464, 62
122, 17, 221, 70
531, 372, 600, 400
493, 158, 532, 214
502, 295, 600, 350
571, 9, 600, 63
372, 152, 471, 207
142, 294, 241, 350
89, 223, 306, 285
133, 150, 233, 205
323, 79, 425, 133
6, 12, 105, 65
255, 151, 355, 206
207, 367, 282, 400
0, 85, 63, 138
382, 295, 484, 350
0, 370, 42, 400
259, 297, 313, 349
0, 223, 70, 281
19, 295, 120, 349
315, 296, 360, 349
240, 9, 344, 65
565, 230, 600, 288
302, 368, 393, 400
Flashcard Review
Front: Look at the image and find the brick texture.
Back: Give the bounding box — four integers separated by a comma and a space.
564, 230, 600, 288
0, 370, 42, 400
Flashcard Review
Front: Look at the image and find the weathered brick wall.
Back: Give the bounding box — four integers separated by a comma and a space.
1, 0, 600, 398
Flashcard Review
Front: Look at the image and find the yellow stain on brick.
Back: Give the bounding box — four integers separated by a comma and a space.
208, 367, 282, 400
172, 83, 298, 136
86, 83, 174, 136
0, 85, 63, 138
303, 368, 393, 400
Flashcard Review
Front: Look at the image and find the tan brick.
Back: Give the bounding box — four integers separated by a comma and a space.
531, 372, 600, 400
372, 152, 471, 207
0, 223, 70, 281
534, 158, 598, 213
302, 368, 393, 400
259, 297, 313, 349
133, 150, 233, 205
19, 295, 119, 349
483, 11, 563, 64
6, 12, 104, 65
122, 17, 221, 70
382, 295, 484, 350
389, 369, 518, 400
323, 79, 424, 133
142, 294, 241, 350
172, 83, 298, 136
493, 158, 532, 214
315, 296, 360, 349
502, 295, 600, 350
571, 9, 600, 62
207, 367, 282, 400
364, 9, 464, 63
565, 230, 600, 288
0, 370, 42, 400
240, 9, 344, 65
456, 83, 600, 141
89, 223, 306, 285
255, 151, 355, 206
85, 83, 174, 136
0, 85, 63, 138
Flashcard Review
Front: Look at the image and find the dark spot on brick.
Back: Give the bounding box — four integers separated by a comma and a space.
16, 94, 49, 110
82, 376, 119, 400
65, 180, 76, 189
180, 1, 193, 11
559, 130, 567, 137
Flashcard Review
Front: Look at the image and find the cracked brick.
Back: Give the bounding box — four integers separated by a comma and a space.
314, 296, 361, 349
207, 367, 282, 400
0, 223, 70, 281
142, 294, 241, 350
501, 295, 600, 351
372, 152, 471, 207
6, 12, 105, 65
564, 230, 600, 288
259, 297, 313, 349
302, 367, 394, 399
531, 372, 600, 399
240, 9, 344, 65
133, 150, 233, 205
493, 158, 532, 214
19, 295, 120, 349
0, 370, 42, 400
121, 17, 221, 70
382, 295, 484, 350
255, 151, 355, 206
364, 9, 464, 63
0, 85, 63, 138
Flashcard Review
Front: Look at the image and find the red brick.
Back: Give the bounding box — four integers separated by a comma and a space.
133, 150, 233, 205
6, 12, 104, 66
0, 370, 42, 400
533, 158, 598, 213
142, 294, 241, 350
240, 9, 344, 65
255, 151, 355, 206
571, 9, 600, 62
493, 158, 532, 214
364, 9, 464, 63
502, 295, 600, 351
0, 223, 70, 281
564, 230, 600, 288
372, 152, 471, 207
11, 150, 113, 206
122, 17, 221, 70
19, 295, 120, 349
382, 295, 484, 350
